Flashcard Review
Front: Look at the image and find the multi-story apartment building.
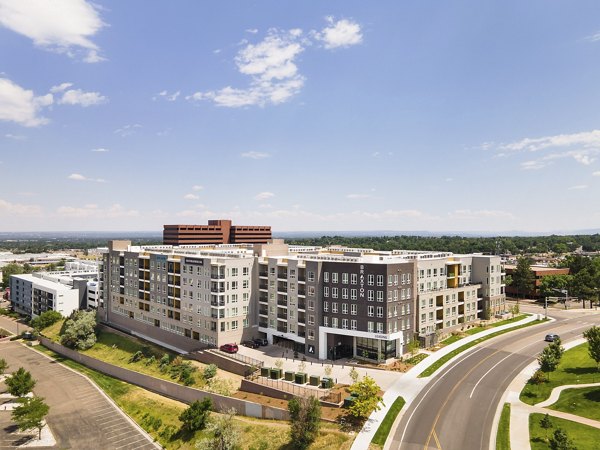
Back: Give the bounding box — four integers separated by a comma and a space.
98, 238, 506, 360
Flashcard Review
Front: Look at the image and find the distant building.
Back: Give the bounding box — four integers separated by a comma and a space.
503, 265, 570, 298
163, 219, 271, 245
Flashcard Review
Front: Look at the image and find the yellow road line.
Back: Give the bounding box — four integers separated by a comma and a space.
432, 428, 442, 449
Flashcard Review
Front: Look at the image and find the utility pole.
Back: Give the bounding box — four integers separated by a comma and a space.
544, 296, 548, 320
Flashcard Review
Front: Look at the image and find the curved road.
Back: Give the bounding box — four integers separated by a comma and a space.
392, 306, 600, 450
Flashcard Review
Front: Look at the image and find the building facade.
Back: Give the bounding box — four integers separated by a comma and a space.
163, 219, 272, 246
97, 240, 507, 359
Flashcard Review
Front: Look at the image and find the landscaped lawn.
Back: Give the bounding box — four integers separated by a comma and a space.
549, 386, 600, 421
520, 343, 600, 405
529, 413, 600, 450
371, 396, 405, 448
496, 403, 510, 450
465, 314, 527, 335
35, 345, 353, 450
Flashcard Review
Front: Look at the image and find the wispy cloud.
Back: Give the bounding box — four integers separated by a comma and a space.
91, 148, 109, 152
5, 133, 26, 140
187, 17, 362, 108
192, 185, 203, 191
593, 171, 600, 177
584, 31, 600, 42
183, 193, 200, 200
254, 191, 275, 200
0, 198, 42, 216
58, 88, 107, 106
0, 0, 106, 62
153, 90, 180, 101
114, 124, 142, 137
67, 173, 106, 183
346, 194, 371, 199
568, 185, 587, 190
56, 204, 139, 218
498, 130, 600, 153
241, 151, 270, 159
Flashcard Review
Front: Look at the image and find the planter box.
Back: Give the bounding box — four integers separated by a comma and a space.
309, 375, 320, 386
294, 372, 307, 384
284, 371, 295, 382
260, 367, 270, 377
270, 368, 283, 379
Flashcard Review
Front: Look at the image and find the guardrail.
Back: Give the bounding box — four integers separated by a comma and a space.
211, 349, 264, 368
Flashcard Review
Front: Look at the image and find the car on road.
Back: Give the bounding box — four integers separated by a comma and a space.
242, 340, 260, 349
545, 333, 560, 342
253, 338, 268, 346
219, 343, 239, 353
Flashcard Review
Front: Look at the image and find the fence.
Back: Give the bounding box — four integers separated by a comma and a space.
241, 378, 342, 405
38, 337, 289, 421
211, 349, 264, 368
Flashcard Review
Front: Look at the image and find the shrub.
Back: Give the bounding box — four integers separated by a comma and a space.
529, 369, 547, 385
129, 350, 144, 363
203, 364, 218, 380
30, 310, 62, 331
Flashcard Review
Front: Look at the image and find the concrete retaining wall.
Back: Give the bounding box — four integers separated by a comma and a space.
39, 337, 289, 420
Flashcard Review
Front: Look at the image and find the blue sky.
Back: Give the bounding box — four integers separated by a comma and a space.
1, 1, 600, 233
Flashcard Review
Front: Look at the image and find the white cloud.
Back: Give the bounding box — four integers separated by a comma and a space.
58, 88, 107, 106
91, 147, 109, 152
192, 185, 203, 191
254, 191, 275, 200
0, 0, 105, 62
50, 82, 73, 93
346, 194, 371, 199
585, 31, 600, 42
183, 193, 200, 200
593, 171, 600, 177
56, 204, 139, 218
246, 28, 258, 34
499, 130, 600, 153
153, 90, 180, 101
5, 133, 25, 140
67, 173, 105, 182
0, 77, 53, 126
520, 160, 549, 170
315, 17, 363, 49
445, 178, 453, 182
568, 185, 588, 190
0, 198, 42, 216
258, 203, 273, 209
114, 124, 142, 137
241, 151, 270, 159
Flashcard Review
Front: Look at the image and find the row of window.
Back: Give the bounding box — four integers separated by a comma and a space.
323, 287, 412, 301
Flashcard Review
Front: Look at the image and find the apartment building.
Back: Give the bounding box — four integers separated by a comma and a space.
163, 219, 272, 245
97, 238, 506, 360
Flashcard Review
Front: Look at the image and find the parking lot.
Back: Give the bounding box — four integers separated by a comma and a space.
0, 341, 158, 450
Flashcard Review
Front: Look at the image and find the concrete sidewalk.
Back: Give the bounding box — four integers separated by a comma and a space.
348, 314, 543, 450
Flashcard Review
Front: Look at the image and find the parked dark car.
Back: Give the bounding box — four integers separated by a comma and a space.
253, 338, 268, 346
545, 333, 560, 342
242, 340, 260, 349
219, 343, 239, 353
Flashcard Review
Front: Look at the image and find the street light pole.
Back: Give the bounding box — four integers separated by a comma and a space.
544, 296, 548, 320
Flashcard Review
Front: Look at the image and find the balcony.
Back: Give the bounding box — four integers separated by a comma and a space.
211, 299, 225, 307
259, 321, 268, 328
259, 308, 268, 316
211, 286, 225, 294
277, 299, 288, 307
210, 272, 225, 280
259, 281, 268, 290
277, 313, 288, 320
298, 301, 306, 310
277, 325, 288, 333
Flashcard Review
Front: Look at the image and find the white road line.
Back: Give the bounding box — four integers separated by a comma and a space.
116, 436, 149, 449
107, 429, 135, 441
399, 346, 487, 446
110, 432, 141, 444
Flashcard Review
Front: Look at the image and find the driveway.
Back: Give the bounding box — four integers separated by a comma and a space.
0, 341, 158, 449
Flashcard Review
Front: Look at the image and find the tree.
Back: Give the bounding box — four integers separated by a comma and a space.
550, 427, 577, 450
407, 338, 420, 356
288, 396, 321, 449
538, 346, 559, 381
30, 310, 63, 331
1, 263, 26, 288
583, 326, 600, 371
60, 310, 97, 350
349, 366, 359, 384
548, 338, 564, 364
179, 398, 211, 433
203, 364, 218, 380
197, 408, 240, 450
540, 413, 553, 441
0, 358, 8, 375
6, 367, 36, 397
539, 275, 572, 299
348, 375, 384, 419
512, 257, 535, 299
11, 396, 49, 440
510, 303, 520, 318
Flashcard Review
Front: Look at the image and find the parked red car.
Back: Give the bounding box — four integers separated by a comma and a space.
219, 343, 239, 354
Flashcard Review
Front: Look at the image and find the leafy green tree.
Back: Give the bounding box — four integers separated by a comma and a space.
538, 346, 559, 381
196, 408, 240, 450
550, 427, 577, 450
60, 310, 97, 350
203, 364, 218, 380
540, 414, 553, 441
349, 366, 359, 384
539, 275, 572, 299
288, 396, 321, 449
0, 358, 8, 375
348, 375, 384, 419
179, 398, 211, 433
11, 396, 49, 440
548, 338, 564, 363
6, 367, 36, 397
583, 326, 600, 371
512, 257, 535, 298
30, 311, 63, 331
2, 263, 25, 288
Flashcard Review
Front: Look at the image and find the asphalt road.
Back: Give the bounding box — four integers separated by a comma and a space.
392, 305, 600, 450
0, 341, 158, 450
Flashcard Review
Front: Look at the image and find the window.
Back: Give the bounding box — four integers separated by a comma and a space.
367, 274, 374, 286
342, 288, 348, 299
243, 267, 249, 276
231, 320, 238, 330
308, 286, 315, 297
323, 301, 329, 312
351, 273, 357, 284
342, 273, 348, 284
351, 304, 357, 315
368, 305, 374, 317
323, 286, 329, 297
377, 291, 384, 302
401, 273, 406, 284
332, 287, 338, 299
351, 319, 357, 330
332, 317, 338, 328
332, 273, 338, 283
308, 300, 315, 311
243, 280, 249, 289
323, 316, 329, 327
394, 274, 399, 285
232, 268, 238, 276
308, 329, 314, 340
377, 275, 384, 286
308, 271, 315, 282
351, 289, 357, 300
376, 306, 383, 318
308, 315, 315, 325
342, 318, 348, 329
342, 303, 348, 314
368, 321, 374, 332
377, 322, 384, 333
368, 290, 374, 301
388, 275, 393, 286
332, 302, 338, 313
421, 313, 426, 323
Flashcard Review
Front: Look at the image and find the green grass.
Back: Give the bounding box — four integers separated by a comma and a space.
35, 346, 352, 449
529, 413, 600, 450
371, 396, 405, 447
418, 319, 546, 378
405, 353, 428, 366
441, 334, 463, 345
549, 386, 600, 421
465, 314, 528, 335
520, 343, 600, 405
496, 403, 511, 450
